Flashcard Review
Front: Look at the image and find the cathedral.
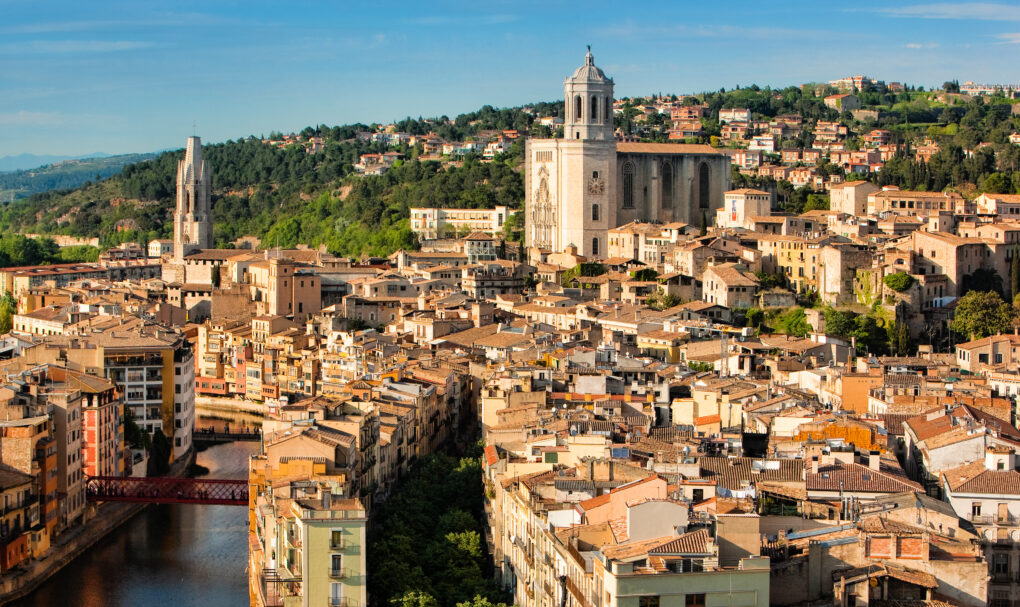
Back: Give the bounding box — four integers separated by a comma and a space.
525, 49, 731, 258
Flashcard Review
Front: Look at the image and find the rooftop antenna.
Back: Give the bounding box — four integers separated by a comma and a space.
192, 120, 197, 137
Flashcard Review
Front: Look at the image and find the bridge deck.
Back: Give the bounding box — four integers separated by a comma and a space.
193, 430, 261, 442
86, 476, 248, 506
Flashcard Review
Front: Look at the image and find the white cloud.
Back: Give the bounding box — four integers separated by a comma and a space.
878, 3, 1020, 21
0, 110, 66, 126
904, 42, 941, 48
996, 32, 1020, 43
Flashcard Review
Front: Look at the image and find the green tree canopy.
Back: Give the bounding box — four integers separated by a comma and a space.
775, 307, 811, 336
883, 272, 915, 293
951, 290, 1016, 340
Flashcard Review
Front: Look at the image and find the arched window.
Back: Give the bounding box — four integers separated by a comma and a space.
574, 95, 582, 122
591, 95, 599, 123
592, 237, 599, 256
698, 163, 711, 209
623, 162, 635, 209
592, 204, 600, 221
661, 162, 673, 210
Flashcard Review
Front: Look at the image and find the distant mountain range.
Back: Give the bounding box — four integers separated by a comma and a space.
0, 153, 157, 201
0, 152, 116, 173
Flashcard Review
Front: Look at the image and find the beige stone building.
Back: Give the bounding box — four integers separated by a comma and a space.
247, 257, 321, 322
868, 187, 966, 217
703, 263, 759, 308
829, 180, 879, 216
716, 188, 772, 229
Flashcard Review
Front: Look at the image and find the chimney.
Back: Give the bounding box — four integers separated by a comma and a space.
868, 451, 880, 471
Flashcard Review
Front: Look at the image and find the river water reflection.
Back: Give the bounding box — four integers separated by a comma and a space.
12, 437, 256, 607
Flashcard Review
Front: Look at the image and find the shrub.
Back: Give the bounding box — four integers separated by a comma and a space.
883, 272, 915, 292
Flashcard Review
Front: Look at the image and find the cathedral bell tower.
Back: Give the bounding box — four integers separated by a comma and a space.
564, 46, 615, 141
525, 48, 616, 259
173, 136, 213, 259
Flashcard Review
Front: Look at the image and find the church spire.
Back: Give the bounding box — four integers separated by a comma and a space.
173, 135, 213, 259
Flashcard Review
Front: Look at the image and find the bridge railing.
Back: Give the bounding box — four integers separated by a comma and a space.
86, 476, 248, 506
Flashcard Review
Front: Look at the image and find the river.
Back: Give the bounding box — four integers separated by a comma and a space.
12, 427, 257, 607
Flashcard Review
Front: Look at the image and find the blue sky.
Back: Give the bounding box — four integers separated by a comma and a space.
1, 0, 1018, 157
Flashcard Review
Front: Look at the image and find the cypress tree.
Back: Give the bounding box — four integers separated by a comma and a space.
1010, 245, 1020, 303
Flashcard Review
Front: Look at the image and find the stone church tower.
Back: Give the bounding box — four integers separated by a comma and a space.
526, 48, 617, 258
173, 136, 213, 260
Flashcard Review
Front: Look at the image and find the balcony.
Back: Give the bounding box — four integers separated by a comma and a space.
327, 599, 350, 607
329, 567, 347, 579
331, 538, 344, 550
970, 513, 1018, 526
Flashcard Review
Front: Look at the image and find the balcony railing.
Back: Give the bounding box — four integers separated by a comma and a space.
329, 567, 347, 579
969, 513, 1018, 525
327, 598, 349, 607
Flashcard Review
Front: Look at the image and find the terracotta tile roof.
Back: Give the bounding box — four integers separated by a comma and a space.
600, 534, 677, 560
184, 249, 240, 261
483, 445, 498, 467
806, 461, 922, 493
649, 528, 712, 555
705, 263, 758, 287
725, 188, 770, 195
698, 457, 804, 491
616, 142, 724, 156
608, 516, 629, 543
576, 474, 660, 512
903, 412, 954, 441
943, 460, 1020, 494
955, 333, 1020, 350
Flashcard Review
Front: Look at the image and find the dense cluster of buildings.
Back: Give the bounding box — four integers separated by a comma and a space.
6, 51, 1020, 607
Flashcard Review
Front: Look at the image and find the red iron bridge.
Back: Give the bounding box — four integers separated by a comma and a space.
86, 476, 248, 506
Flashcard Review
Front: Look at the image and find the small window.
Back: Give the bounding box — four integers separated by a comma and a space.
592, 204, 600, 221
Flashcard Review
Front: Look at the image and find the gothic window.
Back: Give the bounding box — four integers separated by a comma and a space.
591, 95, 599, 123
623, 162, 635, 209
698, 163, 711, 209
592, 204, 600, 221
661, 162, 673, 210
574, 95, 582, 122
592, 238, 599, 256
